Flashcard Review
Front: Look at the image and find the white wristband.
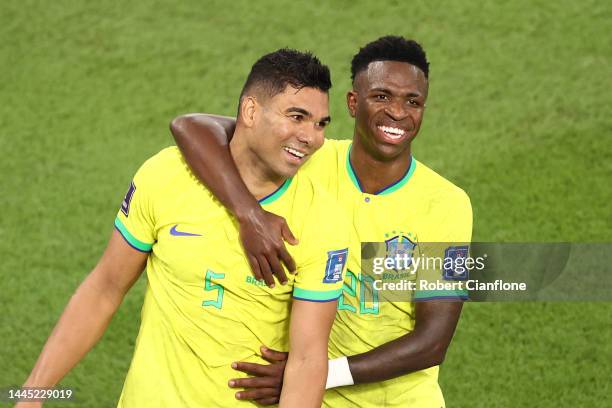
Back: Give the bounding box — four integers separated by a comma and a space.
325, 356, 354, 389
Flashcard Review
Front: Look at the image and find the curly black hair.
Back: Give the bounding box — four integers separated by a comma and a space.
351, 36, 429, 81
240, 48, 331, 102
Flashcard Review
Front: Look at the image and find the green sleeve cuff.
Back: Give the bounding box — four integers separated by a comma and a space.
114, 217, 153, 252
293, 287, 342, 302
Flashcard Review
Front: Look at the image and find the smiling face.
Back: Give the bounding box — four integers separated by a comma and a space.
244, 85, 330, 179
348, 60, 428, 161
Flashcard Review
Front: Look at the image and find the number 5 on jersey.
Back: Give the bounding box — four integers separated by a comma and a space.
203, 269, 225, 309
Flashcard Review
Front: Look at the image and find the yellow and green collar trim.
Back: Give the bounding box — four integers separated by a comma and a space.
259, 177, 293, 205
346, 144, 417, 195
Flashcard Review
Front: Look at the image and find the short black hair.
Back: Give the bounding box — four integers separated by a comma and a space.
351, 36, 429, 81
240, 48, 331, 103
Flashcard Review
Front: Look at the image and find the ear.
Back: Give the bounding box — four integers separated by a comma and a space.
239, 96, 258, 127
346, 90, 358, 118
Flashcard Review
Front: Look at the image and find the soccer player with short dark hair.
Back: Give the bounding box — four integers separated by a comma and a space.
17, 49, 351, 408
170, 35, 472, 407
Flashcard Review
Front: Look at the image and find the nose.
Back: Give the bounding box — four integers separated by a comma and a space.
385, 100, 409, 121
296, 126, 323, 148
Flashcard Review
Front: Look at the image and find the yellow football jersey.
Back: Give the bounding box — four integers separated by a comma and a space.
300, 139, 473, 408
114, 147, 350, 407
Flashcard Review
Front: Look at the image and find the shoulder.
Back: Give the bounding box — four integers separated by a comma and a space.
291, 174, 350, 235
137, 146, 184, 175
300, 138, 350, 192
302, 138, 350, 171
311, 184, 346, 218
412, 159, 471, 212
292, 173, 343, 213
130, 146, 211, 207
308, 185, 351, 243
411, 160, 473, 241
320, 138, 351, 162
323, 138, 351, 150
134, 146, 195, 185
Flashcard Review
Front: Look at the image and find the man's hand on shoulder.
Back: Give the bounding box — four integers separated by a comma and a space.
237, 207, 298, 288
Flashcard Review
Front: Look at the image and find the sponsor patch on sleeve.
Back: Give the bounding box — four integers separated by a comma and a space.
120, 181, 136, 216
443, 245, 470, 281
323, 248, 348, 284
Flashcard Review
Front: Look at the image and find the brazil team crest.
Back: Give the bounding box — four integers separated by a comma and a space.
385, 235, 416, 270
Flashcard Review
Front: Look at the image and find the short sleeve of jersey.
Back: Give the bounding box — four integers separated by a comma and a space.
414, 188, 473, 300
114, 157, 160, 252
292, 191, 352, 302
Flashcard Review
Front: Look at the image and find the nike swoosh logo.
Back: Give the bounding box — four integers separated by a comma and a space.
169, 224, 202, 237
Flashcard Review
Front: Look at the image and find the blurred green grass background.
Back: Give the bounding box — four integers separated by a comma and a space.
1, 0, 610, 406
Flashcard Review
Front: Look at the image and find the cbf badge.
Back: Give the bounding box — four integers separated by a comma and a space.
121, 181, 136, 216
323, 248, 348, 283
443, 245, 470, 280
385, 235, 416, 269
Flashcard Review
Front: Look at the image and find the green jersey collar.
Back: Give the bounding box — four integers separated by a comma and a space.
346, 144, 416, 195
259, 177, 293, 205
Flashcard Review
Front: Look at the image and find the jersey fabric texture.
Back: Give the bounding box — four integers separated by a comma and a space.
114, 147, 349, 407
300, 139, 473, 408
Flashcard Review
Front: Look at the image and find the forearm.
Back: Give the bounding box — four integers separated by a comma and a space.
170, 114, 258, 220
280, 299, 336, 407
23, 274, 123, 388
347, 300, 463, 384
347, 330, 444, 384
280, 354, 327, 408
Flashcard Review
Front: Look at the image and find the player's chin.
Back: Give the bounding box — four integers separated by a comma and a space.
279, 155, 309, 176
278, 163, 301, 178
269, 159, 299, 179
372, 141, 409, 161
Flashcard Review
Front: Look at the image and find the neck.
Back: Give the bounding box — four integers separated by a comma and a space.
229, 128, 287, 200
350, 139, 412, 194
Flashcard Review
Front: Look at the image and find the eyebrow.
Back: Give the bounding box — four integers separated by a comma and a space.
286, 107, 311, 116
286, 107, 331, 123
370, 87, 422, 98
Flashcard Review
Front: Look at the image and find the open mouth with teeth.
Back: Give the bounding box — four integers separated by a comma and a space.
378, 125, 406, 140
283, 146, 307, 162
377, 125, 407, 142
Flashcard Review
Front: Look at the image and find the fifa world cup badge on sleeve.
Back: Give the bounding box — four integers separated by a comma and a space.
323, 248, 348, 283
121, 181, 136, 216
443, 245, 470, 280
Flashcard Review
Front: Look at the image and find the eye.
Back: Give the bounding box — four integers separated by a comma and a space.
316, 121, 329, 129
374, 94, 389, 101
408, 98, 422, 107
289, 114, 304, 121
